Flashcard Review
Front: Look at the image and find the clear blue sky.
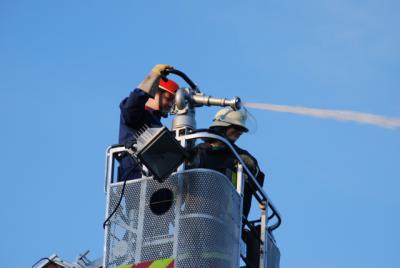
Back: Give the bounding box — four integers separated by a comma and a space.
1, 0, 399, 267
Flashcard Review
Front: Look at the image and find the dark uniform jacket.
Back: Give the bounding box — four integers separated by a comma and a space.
188, 142, 265, 218
118, 88, 162, 180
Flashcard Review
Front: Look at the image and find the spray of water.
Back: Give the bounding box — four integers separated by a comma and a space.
242, 102, 400, 129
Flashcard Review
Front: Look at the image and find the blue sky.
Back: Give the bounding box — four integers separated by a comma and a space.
1, 0, 399, 267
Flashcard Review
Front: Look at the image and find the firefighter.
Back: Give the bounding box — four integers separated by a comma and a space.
118, 64, 179, 181
188, 107, 264, 267
189, 107, 264, 217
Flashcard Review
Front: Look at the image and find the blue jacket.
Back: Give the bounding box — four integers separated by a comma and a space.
118, 88, 162, 180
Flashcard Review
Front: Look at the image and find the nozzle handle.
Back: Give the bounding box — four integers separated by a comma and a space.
163, 69, 199, 92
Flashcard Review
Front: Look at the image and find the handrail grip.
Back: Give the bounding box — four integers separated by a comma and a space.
104, 145, 128, 193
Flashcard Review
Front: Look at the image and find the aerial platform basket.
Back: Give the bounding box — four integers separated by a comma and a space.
104, 131, 282, 268
104, 169, 242, 268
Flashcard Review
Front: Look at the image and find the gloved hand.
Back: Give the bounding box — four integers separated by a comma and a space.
138, 64, 173, 98
239, 154, 257, 174
151, 64, 173, 76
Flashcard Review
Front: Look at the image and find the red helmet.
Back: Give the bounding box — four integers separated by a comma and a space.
159, 79, 179, 95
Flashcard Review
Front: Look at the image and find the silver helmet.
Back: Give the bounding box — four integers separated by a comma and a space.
210, 107, 248, 132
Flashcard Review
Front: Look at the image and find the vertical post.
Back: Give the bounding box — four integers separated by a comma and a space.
236, 163, 245, 266
259, 201, 268, 268
103, 148, 116, 268
236, 163, 244, 196
176, 128, 187, 172
173, 128, 187, 258
104, 148, 113, 193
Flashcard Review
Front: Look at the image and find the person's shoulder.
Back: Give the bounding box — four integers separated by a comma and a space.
233, 144, 251, 156
196, 142, 212, 150
234, 144, 259, 163
121, 88, 145, 102
186, 142, 211, 163
131, 88, 147, 96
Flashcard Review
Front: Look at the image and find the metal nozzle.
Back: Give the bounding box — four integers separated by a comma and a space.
175, 88, 242, 110
191, 95, 242, 110
173, 88, 242, 132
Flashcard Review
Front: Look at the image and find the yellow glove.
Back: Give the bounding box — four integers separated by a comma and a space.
138, 64, 173, 98
151, 64, 173, 76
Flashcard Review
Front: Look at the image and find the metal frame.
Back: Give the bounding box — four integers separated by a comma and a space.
103, 131, 282, 268
104, 135, 282, 233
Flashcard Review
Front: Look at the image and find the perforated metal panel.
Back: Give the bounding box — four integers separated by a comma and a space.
104, 169, 241, 268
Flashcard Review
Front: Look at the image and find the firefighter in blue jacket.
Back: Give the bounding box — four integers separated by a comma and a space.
118, 64, 179, 180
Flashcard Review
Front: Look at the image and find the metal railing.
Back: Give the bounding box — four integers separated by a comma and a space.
104, 133, 282, 233
176, 131, 282, 233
